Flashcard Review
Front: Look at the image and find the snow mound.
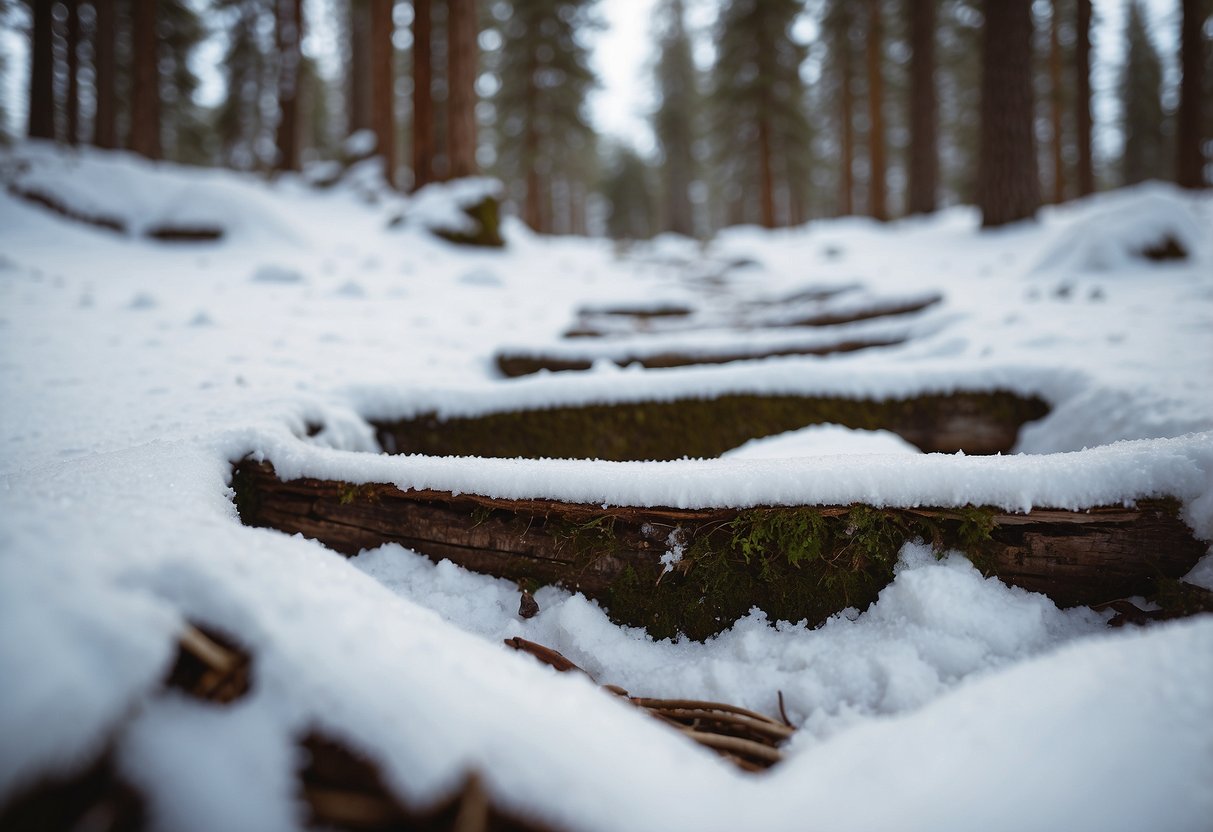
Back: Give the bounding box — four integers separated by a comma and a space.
1033, 184, 1210, 274
723, 424, 923, 459
398, 177, 504, 237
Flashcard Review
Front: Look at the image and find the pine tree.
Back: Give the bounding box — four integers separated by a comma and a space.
603, 146, 657, 240
978, 0, 1039, 227
1176, 0, 1208, 188
906, 0, 938, 215
1119, 0, 1166, 186
710, 0, 810, 228
822, 1, 857, 216
347, 0, 372, 136
652, 0, 698, 236
28, 0, 55, 139
369, 0, 395, 184
159, 0, 209, 164
65, 0, 80, 144
93, 0, 118, 148
274, 0, 304, 171
216, 0, 272, 169
1074, 0, 1094, 196
447, 0, 478, 178
936, 0, 982, 205
129, 0, 161, 159
865, 0, 888, 221
413, 0, 436, 189
1047, 0, 1064, 202
490, 0, 598, 233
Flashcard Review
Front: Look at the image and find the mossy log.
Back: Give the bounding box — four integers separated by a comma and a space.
232, 460, 1206, 641
564, 293, 940, 338
494, 336, 905, 377
373, 391, 1051, 460
434, 195, 504, 248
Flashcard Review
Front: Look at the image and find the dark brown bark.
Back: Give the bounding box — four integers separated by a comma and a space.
906, 0, 938, 215
758, 113, 776, 228
348, 0, 372, 135
447, 0, 478, 179
866, 0, 887, 220
275, 0, 304, 171
978, 0, 1039, 227
369, 0, 396, 186
1049, 0, 1065, 203
1176, 0, 1208, 188
1075, 0, 1095, 196
27, 0, 56, 139
93, 0, 117, 149
839, 8, 855, 216
412, 0, 436, 190
65, 0, 80, 145
129, 0, 160, 159
234, 460, 1206, 639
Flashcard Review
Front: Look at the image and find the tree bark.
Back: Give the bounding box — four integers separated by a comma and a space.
348, 0, 372, 135
1176, 0, 1208, 188
234, 460, 1207, 640
369, 0, 396, 186
275, 0, 304, 171
838, 8, 855, 216
978, 0, 1039, 227
65, 0, 80, 145
93, 0, 117, 148
447, 0, 479, 179
906, 0, 937, 215
27, 0, 55, 140
758, 113, 776, 228
1049, 0, 1065, 203
866, 0, 887, 220
129, 0, 161, 159
1075, 0, 1095, 196
412, 0, 436, 190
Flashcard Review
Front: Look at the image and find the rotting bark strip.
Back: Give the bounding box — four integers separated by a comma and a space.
494, 335, 906, 378
373, 391, 1051, 459
232, 460, 1205, 641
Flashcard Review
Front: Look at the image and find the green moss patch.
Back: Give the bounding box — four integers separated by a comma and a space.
434, 195, 504, 247
374, 390, 1050, 459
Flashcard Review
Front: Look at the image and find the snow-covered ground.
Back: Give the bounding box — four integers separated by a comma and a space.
1, 141, 1211, 831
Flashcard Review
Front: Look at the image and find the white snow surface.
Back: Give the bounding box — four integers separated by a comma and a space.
1, 143, 1212, 830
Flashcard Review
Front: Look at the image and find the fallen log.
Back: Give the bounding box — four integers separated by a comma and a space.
373, 391, 1050, 459
494, 336, 905, 378
232, 460, 1206, 641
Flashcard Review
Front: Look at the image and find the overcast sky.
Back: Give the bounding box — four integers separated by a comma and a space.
1, 0, 1186, 165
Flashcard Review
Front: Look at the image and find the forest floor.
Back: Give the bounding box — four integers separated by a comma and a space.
1, 141, 1212, 831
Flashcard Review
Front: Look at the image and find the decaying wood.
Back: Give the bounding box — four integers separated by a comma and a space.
166, 623, 252, 704
494, 335, 905, 377
9, 185, 127, 234
0, 753, 144, 832
144, 224, 224, 243
233, 460, 1207, 627
373, 390, 1050, 459
299, 733, 555, 831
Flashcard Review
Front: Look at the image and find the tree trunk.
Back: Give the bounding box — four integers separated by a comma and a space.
978, 0, 1039, 227
1075, 0, 1094, 196
93, 0, 117, 148
1049, 0, 1065, 203
27, 0, 55, 140
129, 0, 160, 159
65, 0, 80, 145
348, 0, 372, 135
369, 0, 396, 187
412, 0, 436, 190
757, 113, 776, 228
447, 0, 478, 179
1176, 0, 1208, 188
906, 0, 937, 215
839, 9, 855, 216
275, 0, 304, 171
866, 0, 887, 220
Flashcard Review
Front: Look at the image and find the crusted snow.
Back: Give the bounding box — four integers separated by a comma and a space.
1, 142, 1212, 830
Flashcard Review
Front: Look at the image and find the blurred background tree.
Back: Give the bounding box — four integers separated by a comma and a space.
7, 0, 1209, 235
